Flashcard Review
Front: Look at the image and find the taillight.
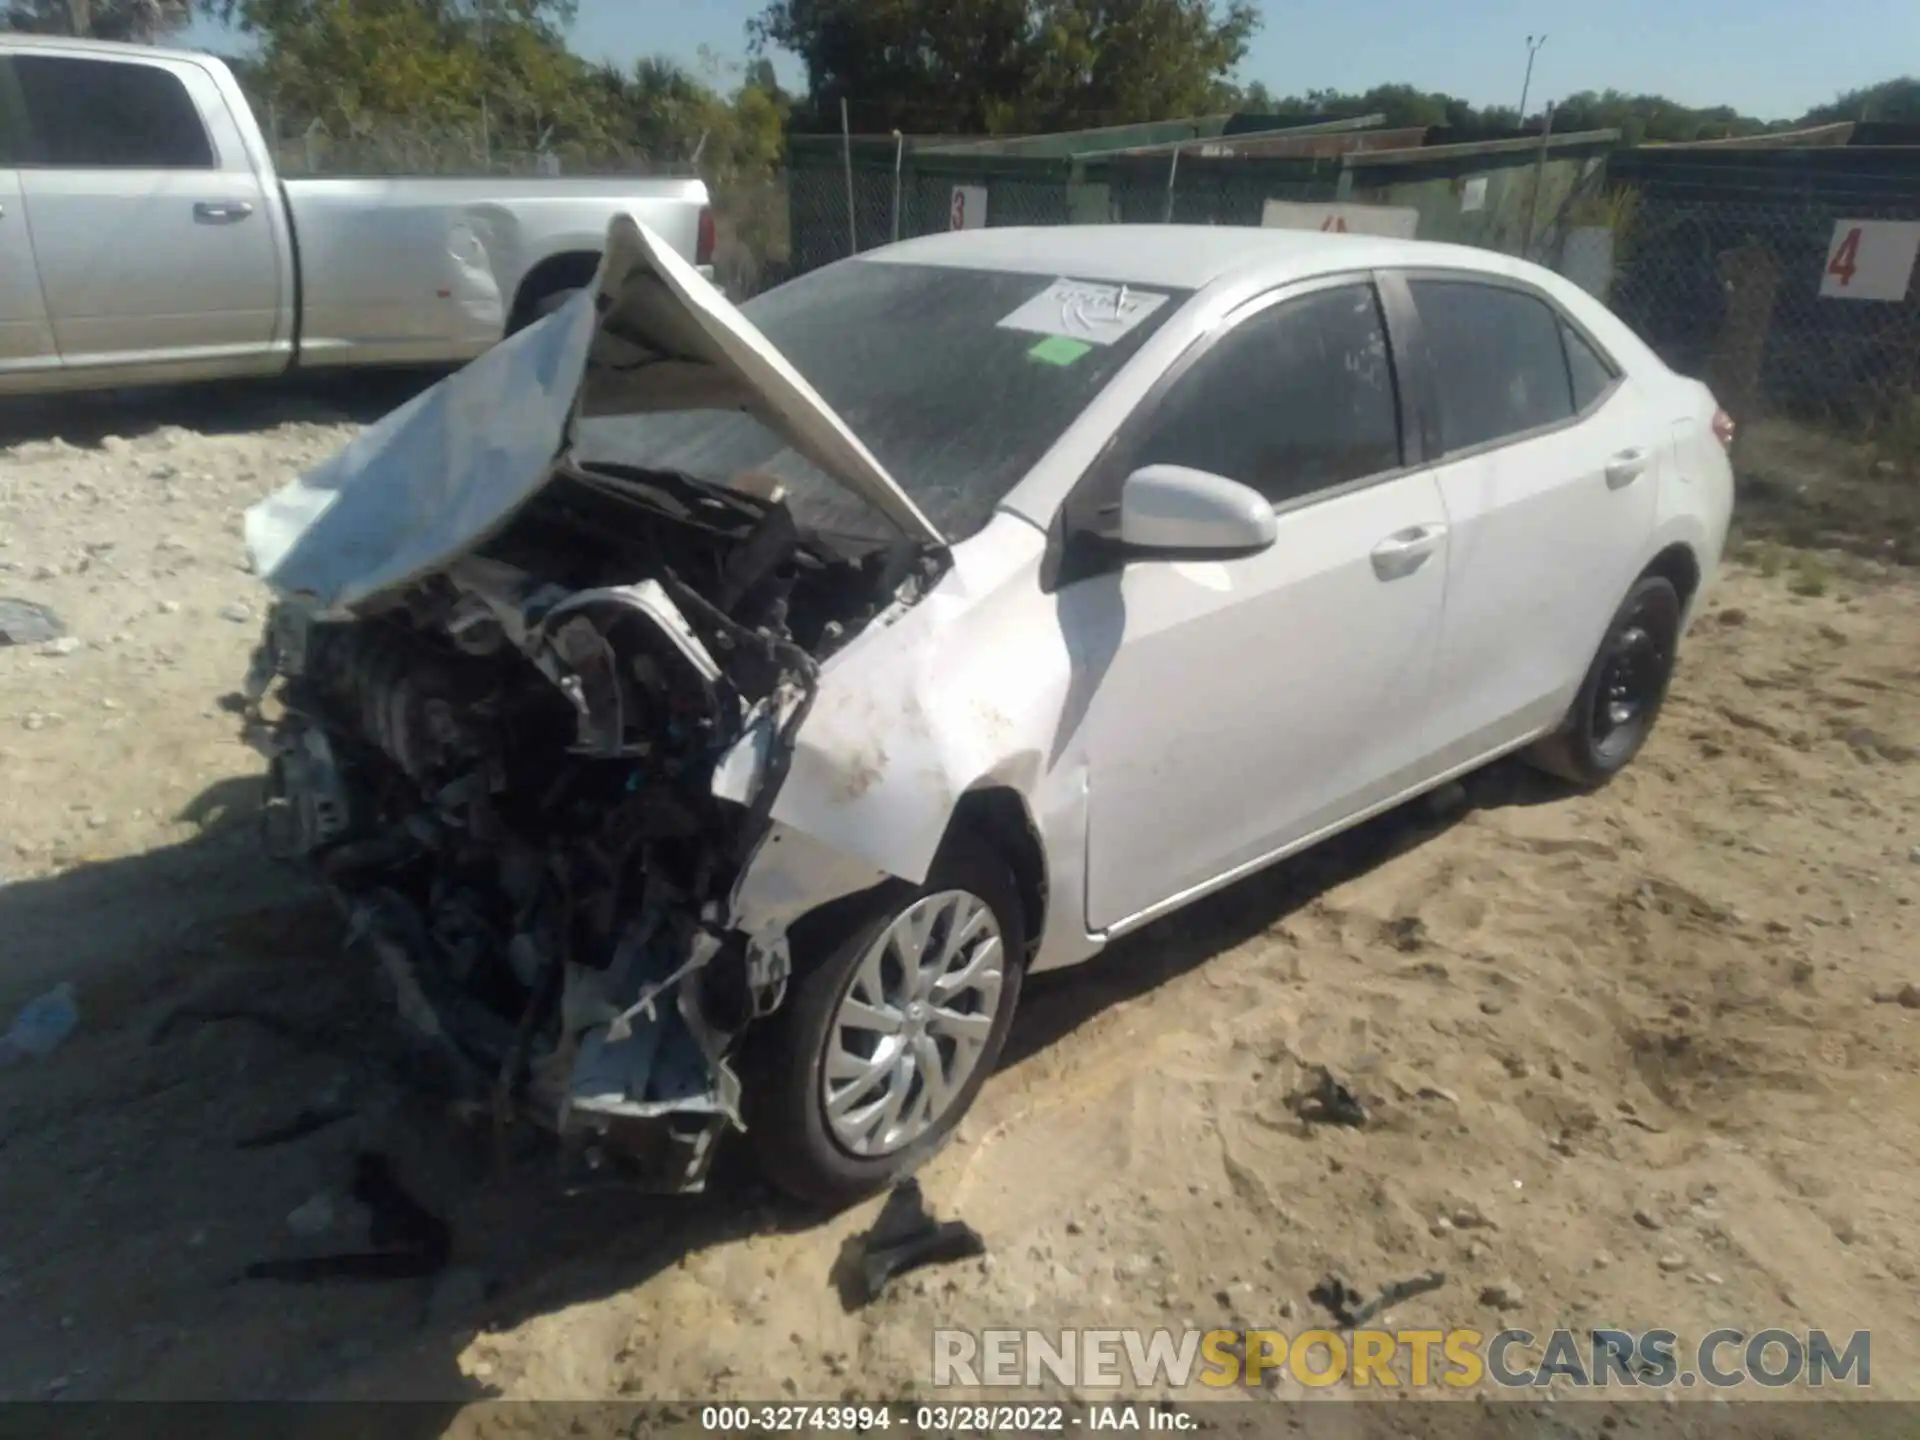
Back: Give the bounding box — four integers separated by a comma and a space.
696, 205, 716, 267
1711, 407, 1735, 450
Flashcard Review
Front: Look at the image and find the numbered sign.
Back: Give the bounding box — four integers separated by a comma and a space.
1819, 220, 1920, 302
949, 185, 988, 232
1260, 200, 1419, 239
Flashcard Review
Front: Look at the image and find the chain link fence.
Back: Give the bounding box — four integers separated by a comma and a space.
1606, 155, 1920, 432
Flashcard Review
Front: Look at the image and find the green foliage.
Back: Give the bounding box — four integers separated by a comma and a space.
1801, 76, 1920, 126
749, 0, 1258, 133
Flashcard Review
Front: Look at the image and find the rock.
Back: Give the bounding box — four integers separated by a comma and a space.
1658, 1252, 1688, 1273
1909, 844, 1920, 865
38, 636, 80, 657
1452, 1204, 1497, 1231
1065, 1216, 1084, 1236
1479, 998, 1505, 1015
1715, 608, 1747, 627
219, 602, 253, 624
1479, 1281, 1523, 1311
156, 599, 181, 615
285, 1192, 336, 1237
85, 813, 108, 830
1901, 985, 1920, 1010
1633, 1207, 1666, 1231
427, 1267, 488, 1323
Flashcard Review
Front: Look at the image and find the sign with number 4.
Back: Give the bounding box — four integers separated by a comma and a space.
1819, 220, 1920, 302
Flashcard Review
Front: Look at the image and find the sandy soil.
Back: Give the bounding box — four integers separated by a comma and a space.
0, 388, 1915, 1423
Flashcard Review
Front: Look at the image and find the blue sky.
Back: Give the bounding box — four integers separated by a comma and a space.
182, 0, 1919, 126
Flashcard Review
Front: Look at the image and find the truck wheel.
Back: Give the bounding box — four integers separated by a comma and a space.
741, 832, 1025, 1209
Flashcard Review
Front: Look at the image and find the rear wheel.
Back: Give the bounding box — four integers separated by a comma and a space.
742, 832, 1025, 1209
1526, 574, 1681, 787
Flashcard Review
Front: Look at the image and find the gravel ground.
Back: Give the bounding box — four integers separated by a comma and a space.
0, 386, 1916, 1423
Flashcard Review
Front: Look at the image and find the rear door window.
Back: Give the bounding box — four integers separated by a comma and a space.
1410, 279, 1576, 453
12, 55, 214, 169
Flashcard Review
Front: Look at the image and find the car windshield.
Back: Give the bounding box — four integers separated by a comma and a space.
574, 259, 1190, 543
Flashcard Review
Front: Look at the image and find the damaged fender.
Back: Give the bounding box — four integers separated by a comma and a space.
726, 515, 1084, 953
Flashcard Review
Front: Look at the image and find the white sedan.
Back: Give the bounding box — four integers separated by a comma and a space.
241, 216, 1734, 1206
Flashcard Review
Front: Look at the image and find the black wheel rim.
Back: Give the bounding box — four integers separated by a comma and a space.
1590, 615, 1668, 765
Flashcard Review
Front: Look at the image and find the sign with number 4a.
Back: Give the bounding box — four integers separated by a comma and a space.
1820, 219, 1920, 302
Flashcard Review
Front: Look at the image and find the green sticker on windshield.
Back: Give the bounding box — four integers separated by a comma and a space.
1028, 335, 1092, 367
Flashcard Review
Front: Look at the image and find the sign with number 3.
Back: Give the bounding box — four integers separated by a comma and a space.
1819, 219, 1920, 302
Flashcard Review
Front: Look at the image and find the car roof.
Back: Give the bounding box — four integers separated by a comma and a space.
867, 224, 1538, 294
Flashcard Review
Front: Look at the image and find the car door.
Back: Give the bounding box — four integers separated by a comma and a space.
1069, 277, 1452, 935
1396, 274, 1661, 769
0, 61, 54, 376
11, 49, 281, 376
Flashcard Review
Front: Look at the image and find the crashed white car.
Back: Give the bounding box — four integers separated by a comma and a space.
240, 216, 1734, 1205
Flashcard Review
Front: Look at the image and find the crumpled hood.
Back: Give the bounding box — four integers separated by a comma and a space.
245, 212, 942, 615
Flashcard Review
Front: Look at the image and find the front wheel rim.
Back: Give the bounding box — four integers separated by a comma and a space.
821, 890, 1004, 1159
1591, 616, 1667, 762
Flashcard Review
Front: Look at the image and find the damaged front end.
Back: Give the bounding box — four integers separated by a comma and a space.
236, 216, 948, 1192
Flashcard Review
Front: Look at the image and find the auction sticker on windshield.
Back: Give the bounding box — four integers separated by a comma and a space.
999, 279, 1170, 346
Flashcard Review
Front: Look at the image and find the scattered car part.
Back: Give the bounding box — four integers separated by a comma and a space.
1290, 1065, 1369, 1128
0, 598, 63, 647
1309, 1269, 1447, 1329
854, 1178, 986, 1305
245, 1152, 451, 1283
234, 1103, 357, 1151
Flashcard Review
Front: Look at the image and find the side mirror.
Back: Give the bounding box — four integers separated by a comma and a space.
1118, 464, 1276, 557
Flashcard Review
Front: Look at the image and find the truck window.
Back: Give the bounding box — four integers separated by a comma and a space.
12, 55, 214, 169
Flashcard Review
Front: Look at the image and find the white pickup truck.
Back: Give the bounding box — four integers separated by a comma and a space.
0, 34, 715, 396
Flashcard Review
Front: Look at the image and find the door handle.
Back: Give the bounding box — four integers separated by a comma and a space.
1370, 523, 1446, 580
1605, 448, 1648, 488
193, 200, 255, 224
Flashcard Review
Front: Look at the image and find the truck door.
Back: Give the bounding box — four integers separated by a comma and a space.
0, 59, 56, 378
11, 47, 282, 381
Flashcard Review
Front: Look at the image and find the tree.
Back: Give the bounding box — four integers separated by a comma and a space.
750, 0, 1258, 134
1802, 77, 1920, 126
2, 0, 189, 41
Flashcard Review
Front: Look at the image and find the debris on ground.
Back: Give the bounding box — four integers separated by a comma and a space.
0, 597, 64, 647
235, 1103, 356, 1151
1309, 1269, 1447, 1328
286, 1192, 337, 1238
0, 981, 79, 1064
1289, 1065, 1369, 1128
245, 1152, 450, 1282
854, 1178, 986, 1305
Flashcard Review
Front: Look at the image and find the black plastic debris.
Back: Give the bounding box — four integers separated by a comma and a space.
854, 1178, 985, 1305
1309, 1269, 1446, 1329
234, 1102, 355, 1151
0, 598, 64, 647
244, 1151, 450, 1282
1290, 1065, 1368, 1128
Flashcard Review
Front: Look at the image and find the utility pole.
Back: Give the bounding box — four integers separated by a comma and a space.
1517, 34, 1548, 128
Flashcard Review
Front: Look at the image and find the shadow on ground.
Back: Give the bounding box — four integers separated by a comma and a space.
0, 758, 1567, 1413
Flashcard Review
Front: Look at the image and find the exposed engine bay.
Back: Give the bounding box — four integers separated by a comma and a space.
241, 460, 945, 1191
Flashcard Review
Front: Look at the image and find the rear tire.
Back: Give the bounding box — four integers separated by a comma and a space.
1525, 574, 1681, 788
741, 832, 1025, 1210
